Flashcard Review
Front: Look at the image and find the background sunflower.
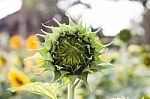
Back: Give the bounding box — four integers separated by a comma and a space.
8, 68, 30, 87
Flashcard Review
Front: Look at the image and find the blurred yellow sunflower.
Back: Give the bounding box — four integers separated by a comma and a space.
8, 68, 30, 87
26, 34, 40, 49
10, 35, 22, 49
0, 56, 6, 67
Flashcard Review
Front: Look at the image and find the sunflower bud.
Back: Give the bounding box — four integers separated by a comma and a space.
118, 29, 132, 42
37, 17, 112, 82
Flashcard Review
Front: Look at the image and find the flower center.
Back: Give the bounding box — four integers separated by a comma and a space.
53, 34, 94, 75
15, 77, 23, 85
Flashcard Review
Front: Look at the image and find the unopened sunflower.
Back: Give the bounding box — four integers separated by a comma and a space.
8, 68, 30, 87
10, 35, 22, 49
26, 34, 40, 49
118, 29, 132, 43
36, 17, 112, 83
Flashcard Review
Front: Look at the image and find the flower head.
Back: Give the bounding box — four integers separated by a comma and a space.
10, 35, 22, 49
26, 34, 40, 49
36, 17, 112, 83
118, 29, 132, 43
8, 68, 30, 87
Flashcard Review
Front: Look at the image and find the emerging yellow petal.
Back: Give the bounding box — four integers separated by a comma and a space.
26, 34, 40, 49
24, 53, 44, 72
36, 59, 44, 66
10, 35, 22, 49
8, 68, 30, 87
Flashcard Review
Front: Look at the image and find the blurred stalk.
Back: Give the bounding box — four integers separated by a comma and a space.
121, 43, 128, 88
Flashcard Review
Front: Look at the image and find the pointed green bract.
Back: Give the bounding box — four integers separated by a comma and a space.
97, 63, 114, 70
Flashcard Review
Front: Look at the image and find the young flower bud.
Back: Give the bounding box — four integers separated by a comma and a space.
37, 16, 112, 82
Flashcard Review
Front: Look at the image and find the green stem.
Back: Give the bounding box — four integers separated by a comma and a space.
68, 79, 80, 99
68, 83, 74, 99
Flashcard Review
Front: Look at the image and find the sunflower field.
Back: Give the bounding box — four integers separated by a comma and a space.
0, 0, 150, 99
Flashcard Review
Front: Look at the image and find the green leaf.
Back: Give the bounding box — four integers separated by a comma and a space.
103, 41, 113, 47
8, 82, 60, 99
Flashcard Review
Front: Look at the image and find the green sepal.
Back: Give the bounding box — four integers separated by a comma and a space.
60, 24, 70, 33
53, 70, 61, 82
103, 41, 113, 47
39, 48, 48, 57
88, 32, 97, 42
70, 26, 77, 33
94, 54, 102, 64
66, 14, 76, 27
76, 21, 87, 34
79, 72, 89, 87
47, 33, 57, 44
90, 63, 101, 72
67, 75, 79, 83
60, 70, 70, 79
53, 70, 69, 82
83, 35, 90, 43
82, 68, 94, 73
42, 35, 53, 50
39, 48, 53, 62
95, 43, 105, 52
89, 28, 101, 42
65, 24, 77, 34
51, 27, 62, 34
97, 63, 114, 70
90, 63, 114, 72
7, 82, 60, 99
